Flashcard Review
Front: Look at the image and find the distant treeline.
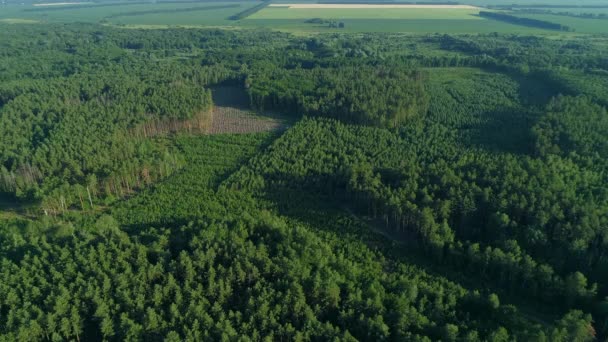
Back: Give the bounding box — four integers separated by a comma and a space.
24, 0, 241, 12
490, 4, 608, 9
228, 1, 269, 20
305, 17, 345, 28
514, 9, 608, 20
318, 0, 459, 4
479, 11, 573, 32
105, 4, 239, 18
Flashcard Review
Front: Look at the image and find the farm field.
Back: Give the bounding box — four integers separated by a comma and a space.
515, 7, 608, 15
242, 5, 551, 34
509, 12, 608, 33
241, 18, 550, 33
241, 4, 563, 33
249, 6, 482, 20
0, 2, 562, 34
468, 0, 608, 5
0, 2, 257, 26
105, 4, 253, 27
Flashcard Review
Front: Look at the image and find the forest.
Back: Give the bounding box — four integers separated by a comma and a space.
0, 22, 607, 341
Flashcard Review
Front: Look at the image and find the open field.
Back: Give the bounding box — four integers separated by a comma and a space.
0, 18, 39, 23
243, 4, 554, 33
467, 0, 608, 5
33, 2, 91, 6
241, 18, 549, 33
250, 6, 483, 20
509, 12, 608, 33
242, 5, 549, 34
0, 2, 256, 25
269, 4, 480, 9
514, 7, 608, 14
0, 2, 592, 34
106, 11, 243, 26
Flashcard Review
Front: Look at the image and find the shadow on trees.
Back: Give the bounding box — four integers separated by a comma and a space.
211, 86, 250, 108
465, 108, 538, 155
250, 169, 569, 324
460, 70, 562, 155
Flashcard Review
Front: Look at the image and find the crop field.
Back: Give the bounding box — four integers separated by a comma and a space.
469, 0, 608, 5
250, 5, 482, 20
0, 18, 39, 24
515, 7, 608, 15
0, 2, 257, 26
509, 12, 608, 33
243, 18, 552, 33
0, 2, 595, 34
242, 5, 551, 33
106, 4, 250, 26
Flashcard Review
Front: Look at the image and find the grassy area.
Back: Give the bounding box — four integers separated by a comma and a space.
107, 4, 255, 26
243, 6, 554, 33
242, 18, 549, 33
510, 12, 608, 33
468, 0, 608, 5
0, 2, 256, 25
249, 7, 482, 20
0, 2, 600, 34
0, 18, 38, 24
515, 7, 608, 15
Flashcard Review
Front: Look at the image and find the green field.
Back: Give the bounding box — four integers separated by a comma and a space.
0, 2, 601, 34
468, 0, 608, 4
0, 2, 257, 26
241, 18, 550, 33
511, 12, 608, 34
106, 4, 257, 26
516, 7, 608, 15
242, 6, 550, 33
249, 7, 482, 20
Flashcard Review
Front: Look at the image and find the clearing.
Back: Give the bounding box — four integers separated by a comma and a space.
210, 106, 287, 134
210, 87, 289, 134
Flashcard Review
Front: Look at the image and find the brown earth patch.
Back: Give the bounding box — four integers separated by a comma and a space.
210, 106, 288, 134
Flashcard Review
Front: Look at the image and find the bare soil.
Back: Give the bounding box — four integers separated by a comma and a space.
210, 106, 288, 134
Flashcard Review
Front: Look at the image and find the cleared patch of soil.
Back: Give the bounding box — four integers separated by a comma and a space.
210, 86, 289, 134
210, 106, 288, 134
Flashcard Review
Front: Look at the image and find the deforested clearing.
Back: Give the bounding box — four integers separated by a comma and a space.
268, 4, 480, 9
210, 106, 288, 134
